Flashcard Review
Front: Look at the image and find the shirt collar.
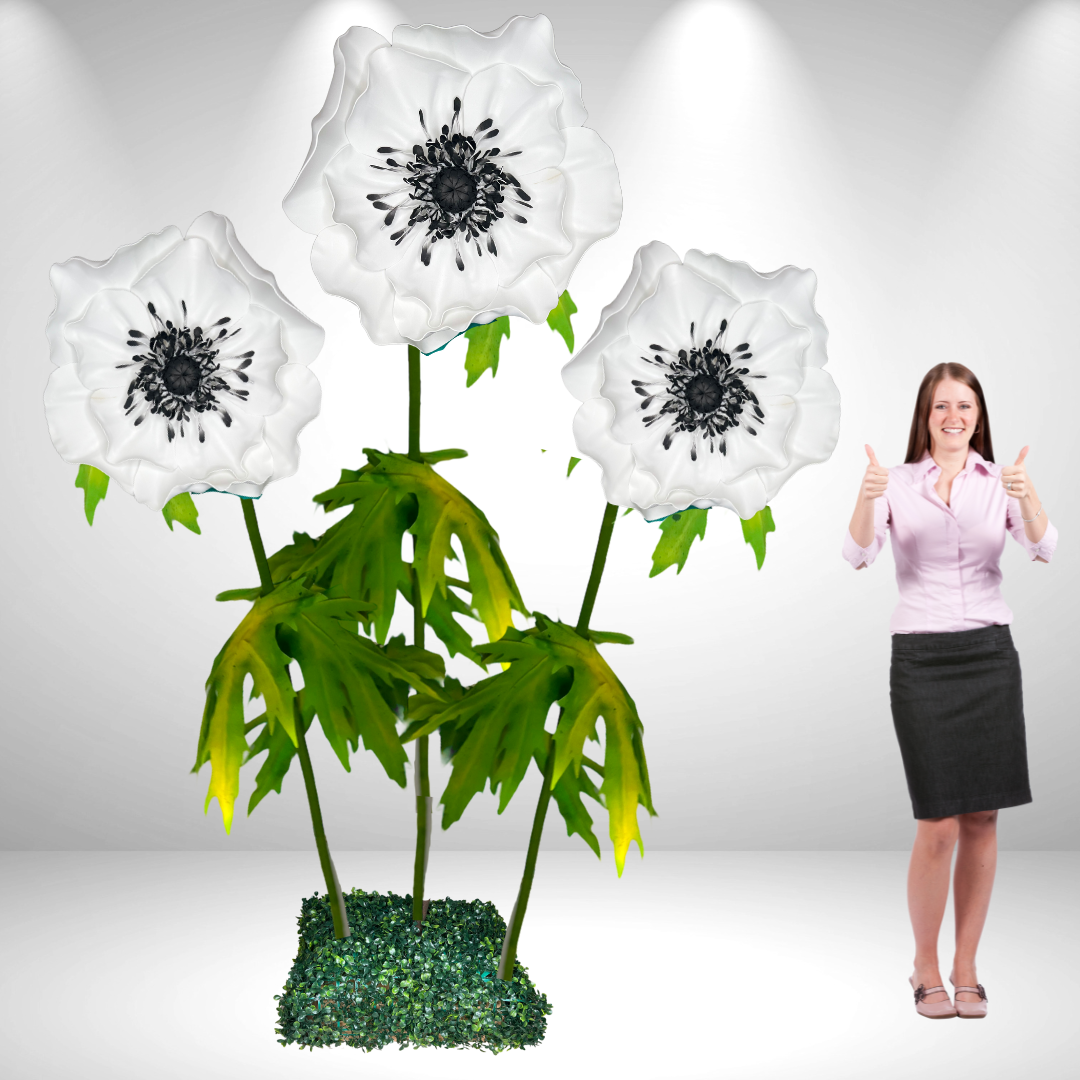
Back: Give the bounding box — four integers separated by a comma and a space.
915, 448, 992, 478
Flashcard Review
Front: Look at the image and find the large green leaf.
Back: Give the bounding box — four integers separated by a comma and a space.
74, 464, 109, 525
272, 451, 524, 653
649, 507, 708, 577
404, 614, 655, 876
192, 577, 444, 832
191, 577, 310, 834
463, 316, 510, 386
546, 291, 578, 352
740, 505, 776, 570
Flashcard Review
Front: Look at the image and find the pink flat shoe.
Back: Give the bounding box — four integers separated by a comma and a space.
949, 974, 988, 1019
909, 975, 957, 1019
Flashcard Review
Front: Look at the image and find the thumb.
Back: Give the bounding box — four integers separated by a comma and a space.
865, 444, 880, 467
1014, 446, 1029, 466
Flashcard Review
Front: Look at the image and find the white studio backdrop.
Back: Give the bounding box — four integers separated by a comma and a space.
0, 0, 1075, 855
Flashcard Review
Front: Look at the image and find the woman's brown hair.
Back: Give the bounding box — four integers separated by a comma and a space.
904, 362, 995, 464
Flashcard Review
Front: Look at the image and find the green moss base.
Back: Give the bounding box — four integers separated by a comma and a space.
274, 888, 553, 1052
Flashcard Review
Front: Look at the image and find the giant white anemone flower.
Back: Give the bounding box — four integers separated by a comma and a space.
283, 14, 622, 354
563, 242, 840, 520
44, 212, 323, 511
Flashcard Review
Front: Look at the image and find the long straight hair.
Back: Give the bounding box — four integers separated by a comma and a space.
904, 363, 995, 464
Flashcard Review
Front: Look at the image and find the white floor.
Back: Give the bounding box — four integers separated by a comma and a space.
1, 851, 1077, 1079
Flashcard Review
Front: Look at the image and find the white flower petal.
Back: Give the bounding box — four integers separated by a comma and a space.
394, 14, 587, 128
345, 46, 471, 160
43, 364, 120, 474
537, 126, 623, 291
187, 211, 324, 367
65, 289, 153, 390
683, 251, 827, 369
571, 396, 633, 506
47, 228, 182, 369
759, 366, 841, 499
487, 166, 568, 286
385, 223, 499, 327
562, 241, 679, 401
283, 26, 390, 236
722, 301, 809, 398
260, 363, 322, 485
324, 143, 426, 273
309, 223, 402, 346
461, 64, 567, 180
626, 262, 740, 355
130, 237, 251, 329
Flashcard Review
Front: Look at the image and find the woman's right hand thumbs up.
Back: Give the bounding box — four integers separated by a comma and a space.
862, 444, 889, 500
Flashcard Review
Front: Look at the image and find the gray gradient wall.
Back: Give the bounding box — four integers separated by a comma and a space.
1, 0, 1075, 854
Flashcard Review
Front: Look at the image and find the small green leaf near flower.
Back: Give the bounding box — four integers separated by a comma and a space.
161, 492, 201, 534
567, 456, 581, 477
740, 505, 776, 570
463, 317, 510, 387
649, 507, 708, 577
546, 291, 578, 353
74, 464, 109, 525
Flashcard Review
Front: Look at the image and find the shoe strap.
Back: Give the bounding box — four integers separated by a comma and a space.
913, 984, 948, 1001
953, 984, 987, 1000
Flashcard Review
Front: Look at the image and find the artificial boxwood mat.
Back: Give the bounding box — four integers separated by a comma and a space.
275, 888, 553, 1052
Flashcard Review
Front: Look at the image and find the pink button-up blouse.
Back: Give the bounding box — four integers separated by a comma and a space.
842, 449, 1058, 634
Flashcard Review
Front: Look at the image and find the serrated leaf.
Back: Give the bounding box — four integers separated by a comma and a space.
586, 630, 634, 645
75, 464, 109, 525
191, 578, 308, 834
161, 491, 201, 533
567, 456, 581, 477
278, 618, 443, 783
192, 577, 442, 833
417, 448, 468, 464
649, 507, 708, 578
398, 573, 486, 667
546, 290, 578, 352
740, 505, 776, 570
462, 316, 510, 387
534, 734, 604, 859
366, 449, 525, 643
243, 705, 302, 816
405, 614, 655, 875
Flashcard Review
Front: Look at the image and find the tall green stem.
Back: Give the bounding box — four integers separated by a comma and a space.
496, 501, 619, 980
241, 497, 350, 939
407, 344, 432, 926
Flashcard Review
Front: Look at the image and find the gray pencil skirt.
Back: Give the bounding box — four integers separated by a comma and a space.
889, 624, 1032, 820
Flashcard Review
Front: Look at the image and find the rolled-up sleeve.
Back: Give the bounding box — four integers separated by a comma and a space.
1006, 499, 1058, 561
842, 495, 889, 569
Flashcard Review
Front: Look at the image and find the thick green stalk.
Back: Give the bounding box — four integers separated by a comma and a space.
240, 497, 350, 939
576, 502, 619, 634
407, 344, 432, 926
496, 501, 620, 980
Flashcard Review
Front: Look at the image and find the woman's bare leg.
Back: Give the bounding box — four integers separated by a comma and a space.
908, 816, 960, 1001
951, 809, 998, 1001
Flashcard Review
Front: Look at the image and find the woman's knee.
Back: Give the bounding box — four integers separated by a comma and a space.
916, 815, 960, 851
959, 809, 998, 830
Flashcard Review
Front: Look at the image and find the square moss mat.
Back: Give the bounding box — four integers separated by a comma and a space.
275, 888, 553, 1052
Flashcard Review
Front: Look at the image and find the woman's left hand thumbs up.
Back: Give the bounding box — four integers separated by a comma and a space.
1001, 446, 1030, 499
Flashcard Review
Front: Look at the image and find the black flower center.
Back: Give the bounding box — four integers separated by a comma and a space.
632, 318, 766, 460
685, 372, 723, 414
366, 97, 531, 271
114, 300, 253, 443
162, 355, 202, 397
432, 166, 477, 213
